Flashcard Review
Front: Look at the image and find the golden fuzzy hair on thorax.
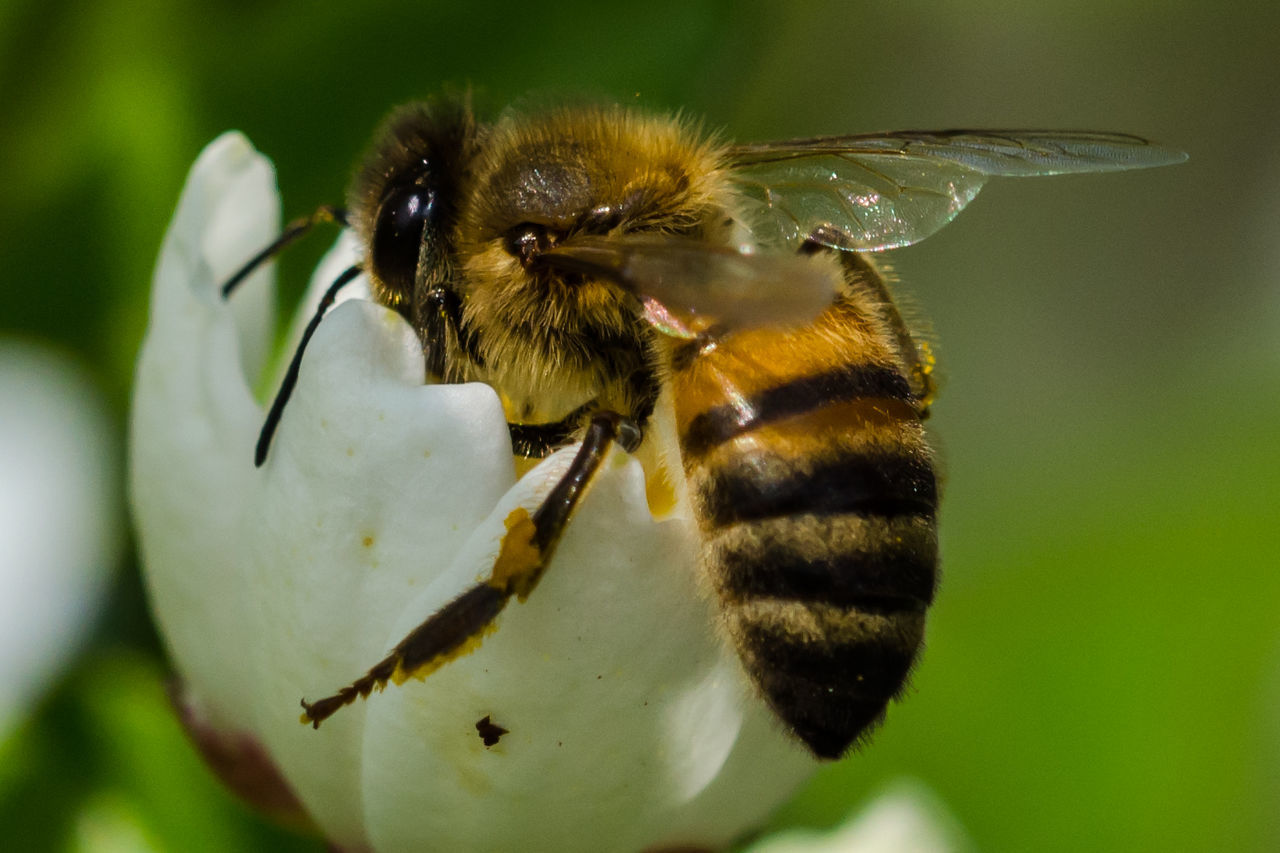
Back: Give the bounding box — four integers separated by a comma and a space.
458, 103, 731, 246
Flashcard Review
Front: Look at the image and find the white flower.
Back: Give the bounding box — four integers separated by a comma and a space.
743, 780, 972, 853
131, 132, 818, 852
0, 340, 117, 743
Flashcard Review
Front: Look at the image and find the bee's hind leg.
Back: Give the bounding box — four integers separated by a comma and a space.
801, 224, 936, 413
300, 411, 641, 728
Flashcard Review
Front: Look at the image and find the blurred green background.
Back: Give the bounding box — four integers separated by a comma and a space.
1, 0, 1276, 849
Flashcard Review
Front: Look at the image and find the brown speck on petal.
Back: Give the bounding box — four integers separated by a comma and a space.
167, 679, 313, 831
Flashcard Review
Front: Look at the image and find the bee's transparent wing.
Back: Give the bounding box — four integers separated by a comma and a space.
728, 130, 1186, 252
542, 236, 840, 335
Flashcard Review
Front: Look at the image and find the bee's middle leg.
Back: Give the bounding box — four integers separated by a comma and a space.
300, 410, 641, 727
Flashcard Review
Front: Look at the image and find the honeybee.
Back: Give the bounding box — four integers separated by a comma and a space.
222, 97, 1183, 759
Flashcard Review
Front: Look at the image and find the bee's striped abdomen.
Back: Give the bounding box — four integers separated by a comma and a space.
672, 299, 938, 759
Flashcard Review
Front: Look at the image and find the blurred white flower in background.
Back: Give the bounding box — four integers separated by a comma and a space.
743, 780, 971, 853
0, 339, 118, 742
130, 133, 818, 852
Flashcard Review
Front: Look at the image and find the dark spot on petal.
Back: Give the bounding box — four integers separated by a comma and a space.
475, 714, 509, 747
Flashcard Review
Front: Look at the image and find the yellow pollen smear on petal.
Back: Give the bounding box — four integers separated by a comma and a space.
644, 467, 678, 517
489, 507, 542, 598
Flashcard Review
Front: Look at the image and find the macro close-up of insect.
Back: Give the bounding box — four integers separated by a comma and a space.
217, 97, 1186, 760
11, 2, 1277, 849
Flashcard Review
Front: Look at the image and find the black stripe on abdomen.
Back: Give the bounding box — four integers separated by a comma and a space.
743, 619, 919, 700
698, 450, 937, 529
713, 516, 937, 610
681, 363, 913, 458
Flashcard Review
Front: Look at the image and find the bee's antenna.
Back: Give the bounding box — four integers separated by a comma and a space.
255, 264, 362, 467
221, 205, 348, 299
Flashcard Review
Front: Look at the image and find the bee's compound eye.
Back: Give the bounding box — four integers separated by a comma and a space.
372, 184, 437, 295
503, 223, 556, 268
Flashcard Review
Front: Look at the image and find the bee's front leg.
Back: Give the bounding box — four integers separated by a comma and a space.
300, 410, 641, 728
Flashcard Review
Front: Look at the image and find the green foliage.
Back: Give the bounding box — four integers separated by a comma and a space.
0, 653, 317, 851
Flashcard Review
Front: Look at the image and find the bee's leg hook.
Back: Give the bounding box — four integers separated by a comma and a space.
299, 410, 639, 728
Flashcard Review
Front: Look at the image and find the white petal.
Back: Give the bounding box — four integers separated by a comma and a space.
0, 341, 117, 742
157, 131, 278, 386
744, 780, 971, 853
243, 299, 512, 847
360, 449, 814, 853
131, 132, 276, 734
